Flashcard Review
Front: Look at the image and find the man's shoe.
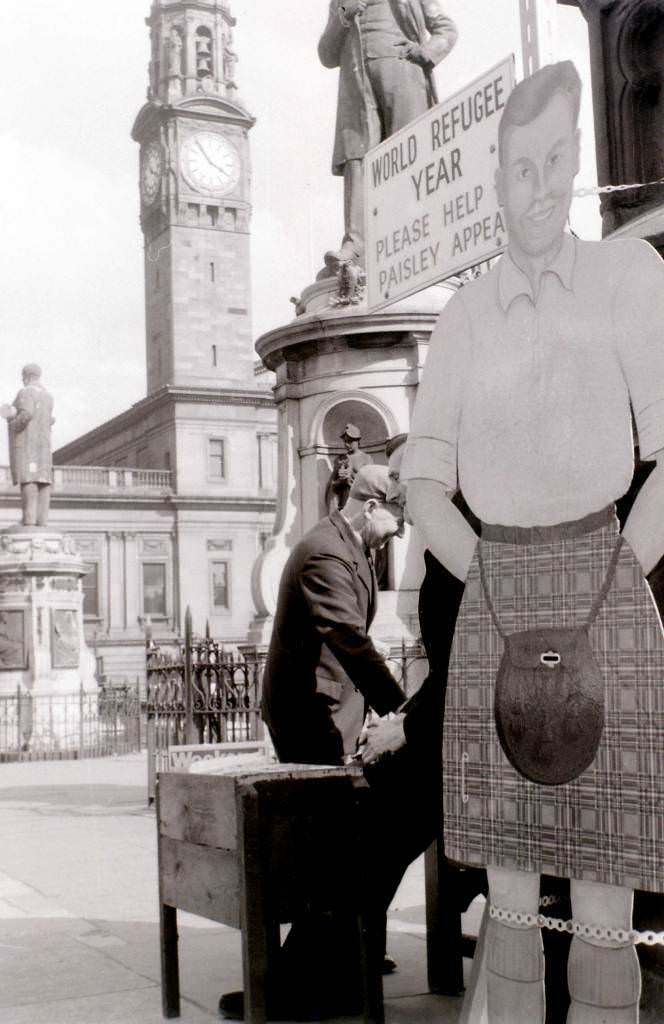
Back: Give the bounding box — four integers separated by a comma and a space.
218, 989, 362, 1021
382, 954, 398, 974
219, 991, 244, 1020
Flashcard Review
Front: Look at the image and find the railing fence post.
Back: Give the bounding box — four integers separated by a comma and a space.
79, 684, 85, 758
184, 607, 196, 744
16, 685, 21, 762
136, 677, 142, 752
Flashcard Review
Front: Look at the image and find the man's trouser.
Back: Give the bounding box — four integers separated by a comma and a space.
341, 56, 430, 260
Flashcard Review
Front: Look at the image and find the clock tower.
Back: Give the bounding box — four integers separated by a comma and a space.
132, 0, 255, 393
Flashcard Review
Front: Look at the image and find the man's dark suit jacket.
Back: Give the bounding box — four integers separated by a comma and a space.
261, 509, 406, 766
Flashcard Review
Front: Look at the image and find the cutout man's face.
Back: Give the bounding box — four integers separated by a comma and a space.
496, 91, 580, 263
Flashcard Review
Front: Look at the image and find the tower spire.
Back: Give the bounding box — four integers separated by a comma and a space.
146, 0, 238, 105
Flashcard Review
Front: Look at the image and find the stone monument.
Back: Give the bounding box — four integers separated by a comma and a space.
318, 0, 457, 281
249, 2, 460, 665
0, 366, 96, 753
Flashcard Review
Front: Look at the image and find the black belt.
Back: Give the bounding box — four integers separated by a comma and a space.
480, 505, 616, 545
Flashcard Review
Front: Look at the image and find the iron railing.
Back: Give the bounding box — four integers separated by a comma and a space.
0, 683, 142, 762
145, 608, 265, 800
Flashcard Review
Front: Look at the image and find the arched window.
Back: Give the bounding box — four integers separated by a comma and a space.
195, 26, 214, 80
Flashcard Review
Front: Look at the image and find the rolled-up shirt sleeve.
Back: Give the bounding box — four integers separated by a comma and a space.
401, 291, 470, 490
614, 238, 664, 460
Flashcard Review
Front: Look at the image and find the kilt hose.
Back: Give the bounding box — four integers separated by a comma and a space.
443, 507, 664, 892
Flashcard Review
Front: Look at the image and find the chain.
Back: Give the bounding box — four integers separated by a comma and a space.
574, 177, 664, 198
490, 904, 664, 946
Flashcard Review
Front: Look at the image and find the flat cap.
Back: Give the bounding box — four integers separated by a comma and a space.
341, 423, 361, 440
348, 464, 390, 503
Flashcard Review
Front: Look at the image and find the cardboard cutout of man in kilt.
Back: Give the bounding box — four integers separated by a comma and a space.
402, 61, 664, 1023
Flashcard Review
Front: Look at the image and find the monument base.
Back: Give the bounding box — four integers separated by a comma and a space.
0, 528, 97, 751
251, 275, 456, 679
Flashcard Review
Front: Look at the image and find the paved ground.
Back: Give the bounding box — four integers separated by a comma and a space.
0, 754, 476, 1024
4, 753, 662, 1023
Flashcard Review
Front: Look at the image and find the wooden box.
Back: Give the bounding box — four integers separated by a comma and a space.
156, 761, 382, 1022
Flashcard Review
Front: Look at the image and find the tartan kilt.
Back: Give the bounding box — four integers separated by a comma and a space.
443, 512, 664, 892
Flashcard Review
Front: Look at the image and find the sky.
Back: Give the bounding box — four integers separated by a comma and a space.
0, 1, 599, 462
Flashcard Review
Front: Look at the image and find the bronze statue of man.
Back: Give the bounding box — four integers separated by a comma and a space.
1, 364, 54, 527
319, 0, 457, 268
325, 423, 373, 511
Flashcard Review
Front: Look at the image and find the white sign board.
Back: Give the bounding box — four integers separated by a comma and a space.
365, 57, 516, 312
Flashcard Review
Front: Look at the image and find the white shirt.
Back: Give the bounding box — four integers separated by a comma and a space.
401, 235, 664, 526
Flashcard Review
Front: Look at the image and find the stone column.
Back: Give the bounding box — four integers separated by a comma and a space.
185, 13, 198, 95
107, 532, 126, 635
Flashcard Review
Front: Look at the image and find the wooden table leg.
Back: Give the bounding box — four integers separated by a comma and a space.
352, 782, 384, 1024
159, 902, 181, 1017
157, 775, 180, 1018
238, 784, 269, 1024
356, 907, 384, 1024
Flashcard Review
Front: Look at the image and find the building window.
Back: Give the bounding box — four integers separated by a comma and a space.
136, 446, 149, 469
82, 563, 100, 618
142, 563, 167, 617
210, 561, 230, 610
210, 261, 216, 283
257, 432, 278, 490
212, 344, 218, 367
208, 438, 226, 480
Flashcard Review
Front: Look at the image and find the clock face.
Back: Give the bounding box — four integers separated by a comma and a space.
181, 131, 241, 196
141, 141, 163, 206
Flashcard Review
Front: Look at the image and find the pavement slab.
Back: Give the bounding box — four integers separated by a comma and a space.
0, 986, 216, 1024
13, 752, 663, 1023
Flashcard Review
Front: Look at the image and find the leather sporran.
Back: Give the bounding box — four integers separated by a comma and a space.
494, 626, 603, 785
479, 535, 624, 787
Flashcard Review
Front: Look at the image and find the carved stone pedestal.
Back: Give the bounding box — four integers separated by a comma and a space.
0, 528, 97, 751
249, 276, 457, 689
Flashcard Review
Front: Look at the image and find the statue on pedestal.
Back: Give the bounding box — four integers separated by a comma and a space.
318, 0, 457, 272
1, 364, 54, 528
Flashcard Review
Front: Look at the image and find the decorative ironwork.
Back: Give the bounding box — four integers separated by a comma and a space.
144, 608, 266, 800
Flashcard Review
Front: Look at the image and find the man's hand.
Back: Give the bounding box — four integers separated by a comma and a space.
0, 404, 16, 421
395, 41, 431, 67
340, 1, 367, 21
358, 712, 406, 765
